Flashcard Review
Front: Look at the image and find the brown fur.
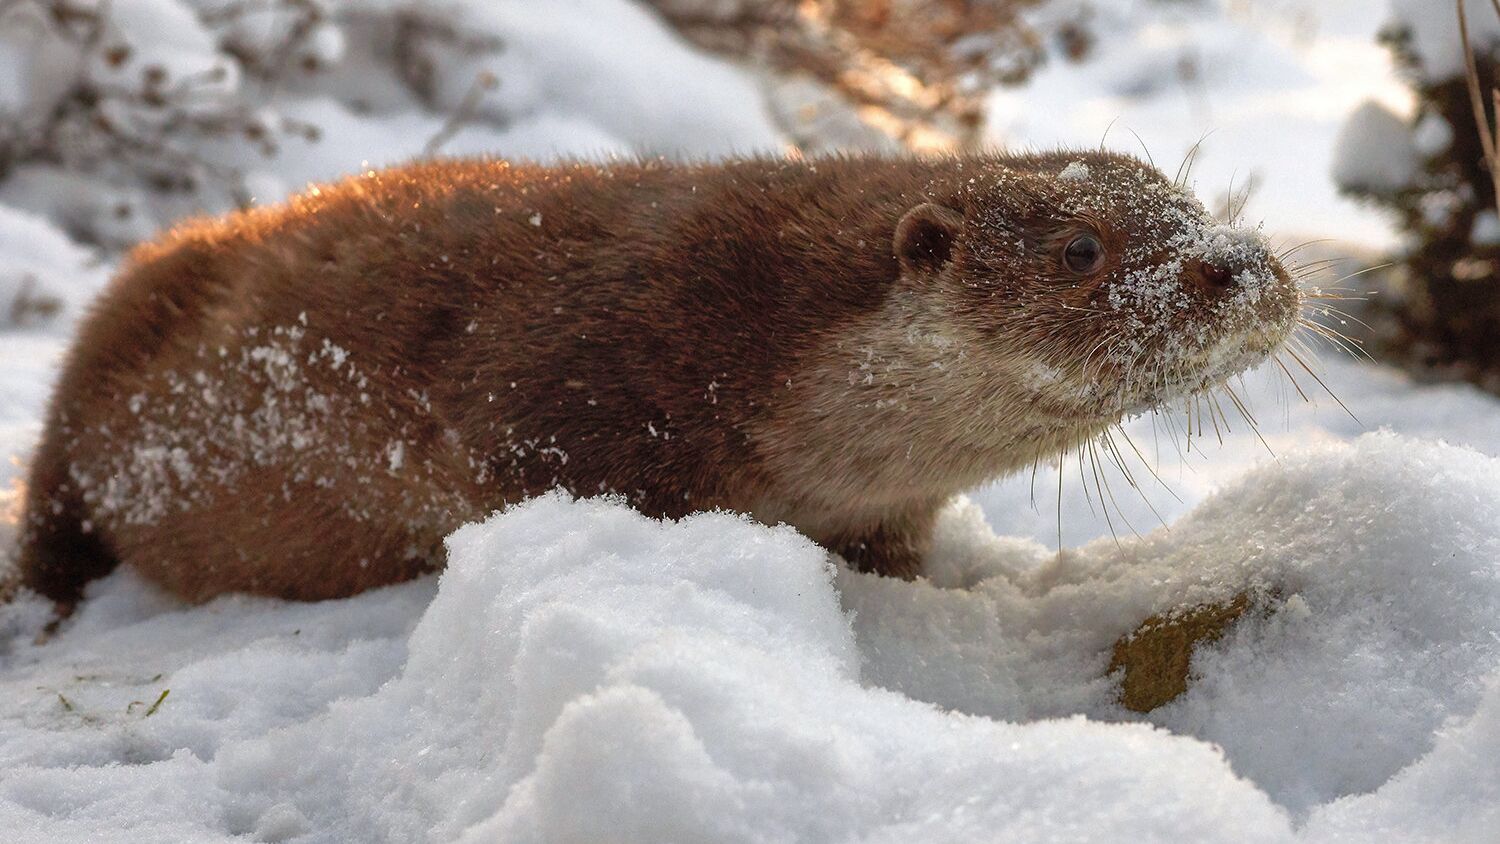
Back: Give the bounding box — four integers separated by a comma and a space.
11, 152, 1300, 606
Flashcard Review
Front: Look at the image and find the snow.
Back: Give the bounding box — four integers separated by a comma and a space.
1392, 0, 1500, 82
0, 206, 110, 329
1412, 110, 1455, 158
1058, 160, 1091, 182
1331, 101, 1420, 194
992, 0, 1413, 249
5, 391, 1500, 840
1473, 209, 1500, 246
3, 0, 1500, 840
0, 0, 783, 259
448, 0, 783, 158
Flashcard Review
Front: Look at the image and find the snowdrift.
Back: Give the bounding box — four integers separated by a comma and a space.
3, 434, 1499, 842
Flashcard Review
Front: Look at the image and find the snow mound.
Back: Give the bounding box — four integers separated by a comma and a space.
5, 433, 1500, 841
859, 432, 1500, 820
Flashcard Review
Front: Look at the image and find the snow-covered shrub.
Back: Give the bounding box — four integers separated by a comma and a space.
0, 202, 109, 329
1, 0, 375, 248
1333, 0, 1500, 389
641, 0, 1069, 151
0, 0, 800, 329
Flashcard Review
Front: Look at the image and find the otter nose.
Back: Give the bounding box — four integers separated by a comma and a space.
1193, 261, 1236, 294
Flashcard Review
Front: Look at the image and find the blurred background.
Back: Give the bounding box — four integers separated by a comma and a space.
2, 0, 1498, 530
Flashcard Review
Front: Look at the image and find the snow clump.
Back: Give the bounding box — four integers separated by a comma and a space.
1331, 101, 1419, 195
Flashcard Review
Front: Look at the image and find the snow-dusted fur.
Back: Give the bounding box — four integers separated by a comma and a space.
14, 151, 1298, 604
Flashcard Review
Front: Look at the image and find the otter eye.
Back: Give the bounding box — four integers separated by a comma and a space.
1063, 234, 1105, 274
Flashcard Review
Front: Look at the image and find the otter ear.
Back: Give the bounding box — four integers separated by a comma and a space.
894, 202, 963, 276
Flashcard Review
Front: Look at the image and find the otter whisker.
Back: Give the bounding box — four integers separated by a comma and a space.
1325, 261, 1395, 287
1129, 128, 1157, 169
1206, 391, 1232, 443
1284, 344, 1361, 425
1297, 318, 1370, 361
1222, 380, 1260, 428
1296, 317, 1363, 353
1295, 285, 1372, 297
1271, 362, 1293, 426
1029, 456, 1041, 512
1114, 423, 1182, 502
1080, 336, 1119, 381
1229, 172, 1258, 222
1085, 437, 1132, 545
1304, 302, 1376, 334
1159, 402, 1189, 464
1174, 131, 1216, 187
1056, 446, 1066, 554
1272, 355, 1312, 404
1289, 259, 1344, 278
1149, 410, 1162, 466
1216, 380, 1275, 458
1077, 435, 1100, 519
1277, 237, 1336, 262
1103, 429, 1173, 530
1099, 428, 1141, 489
1293, 324, 1368, 371
1179, 396, 1193, 451
1286, 335, 1328, 376
1194, 388, 1216, 448
1099, 116, 1123, 151
1298, 293, 1370, 302
1296, 283, 1366, 291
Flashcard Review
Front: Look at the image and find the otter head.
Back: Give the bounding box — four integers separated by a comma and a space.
891, 150, 1301, 437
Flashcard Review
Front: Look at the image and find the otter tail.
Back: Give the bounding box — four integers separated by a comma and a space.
12, 431, 119, 611
6, 233, 226, 611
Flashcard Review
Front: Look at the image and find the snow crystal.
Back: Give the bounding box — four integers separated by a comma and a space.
1058, 160, 1091, 182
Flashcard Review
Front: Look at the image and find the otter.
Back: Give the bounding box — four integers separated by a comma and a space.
9, 152, 1300, 607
